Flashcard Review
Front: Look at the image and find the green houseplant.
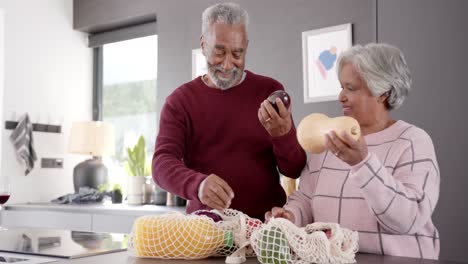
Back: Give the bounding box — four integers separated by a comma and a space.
125, 135, 151, 205
97, 182, 123, 204
111, 183, 123, 204
124, 135, 151, 177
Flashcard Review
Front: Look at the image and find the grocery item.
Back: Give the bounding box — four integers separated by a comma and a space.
267, 90, 291, 113
251, 218, 359, 264
129, 213, 226, 259
297, 113, 360, 153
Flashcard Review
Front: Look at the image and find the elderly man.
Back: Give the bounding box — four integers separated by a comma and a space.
152, 2, 306, 220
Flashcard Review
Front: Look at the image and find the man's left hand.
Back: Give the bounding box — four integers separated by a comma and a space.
325, 130, 368, 166
258, 98, 292, 137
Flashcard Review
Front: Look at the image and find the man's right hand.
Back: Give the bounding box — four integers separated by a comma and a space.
198, 174, 235, 210
265, 207, 295, 223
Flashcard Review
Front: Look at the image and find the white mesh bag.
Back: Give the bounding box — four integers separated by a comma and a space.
250, 218, 359, 264
127, 209, 264, 262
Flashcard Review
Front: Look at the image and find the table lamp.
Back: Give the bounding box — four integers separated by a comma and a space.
69, 121, 115, 193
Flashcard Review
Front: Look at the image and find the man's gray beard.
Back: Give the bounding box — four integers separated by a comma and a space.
207, 64, 242, 90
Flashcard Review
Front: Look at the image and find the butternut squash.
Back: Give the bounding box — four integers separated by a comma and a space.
131, 214, 226, 258
297, 113, 361, 153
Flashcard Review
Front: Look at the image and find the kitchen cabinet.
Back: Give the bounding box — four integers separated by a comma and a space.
2, 210, 91, 231
1, 203, 185, 233
91, 213, 137, 233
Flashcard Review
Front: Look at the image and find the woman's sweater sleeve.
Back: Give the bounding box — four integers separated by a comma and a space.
349, 128, 440, 234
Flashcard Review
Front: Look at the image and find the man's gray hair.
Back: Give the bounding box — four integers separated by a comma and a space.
202, 2, 249, 38
337, 43, 412, 110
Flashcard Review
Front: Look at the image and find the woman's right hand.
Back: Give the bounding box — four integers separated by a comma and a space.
265, 207, 295, 223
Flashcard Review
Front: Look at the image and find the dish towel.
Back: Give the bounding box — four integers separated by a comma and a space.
51, 187, 104, 204
9, 113, 37, 175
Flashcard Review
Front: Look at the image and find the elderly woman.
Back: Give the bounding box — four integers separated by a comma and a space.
266, 43, 440, 259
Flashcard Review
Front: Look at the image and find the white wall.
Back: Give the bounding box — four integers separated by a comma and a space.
0, 8, 4, 182
0, 0, 92, 203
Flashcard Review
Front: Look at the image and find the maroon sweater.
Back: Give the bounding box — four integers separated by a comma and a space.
152, 70, 306, 219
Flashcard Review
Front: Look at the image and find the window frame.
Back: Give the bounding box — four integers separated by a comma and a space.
92, 47, 103, 121
90, 21, 157, 121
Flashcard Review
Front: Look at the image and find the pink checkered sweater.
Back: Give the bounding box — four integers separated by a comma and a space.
284, 120, 440, 259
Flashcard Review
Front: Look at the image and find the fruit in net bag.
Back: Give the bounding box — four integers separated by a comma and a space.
131, 214, 227, 259
258, 226, 292, 264
193, 210, 223, 222
297, 113, 360, 153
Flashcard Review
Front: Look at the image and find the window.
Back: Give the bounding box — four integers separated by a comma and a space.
95, 35, 158, 187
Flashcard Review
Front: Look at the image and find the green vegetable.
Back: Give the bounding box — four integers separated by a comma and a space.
224, 231, 234, 247
258, 226, 292, 264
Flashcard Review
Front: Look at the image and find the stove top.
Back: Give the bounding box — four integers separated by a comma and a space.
0, 228, 127, 259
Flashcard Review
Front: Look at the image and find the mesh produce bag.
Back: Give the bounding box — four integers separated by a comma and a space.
250, 218, 359, 264
127, 209, 264, 262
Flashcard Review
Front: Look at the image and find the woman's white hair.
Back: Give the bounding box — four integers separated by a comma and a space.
202, 2, 249, 38
337, 43, 412, 110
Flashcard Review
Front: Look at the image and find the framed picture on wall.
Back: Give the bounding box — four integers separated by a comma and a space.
192, 48, 207, 79
302, 23, 352, 103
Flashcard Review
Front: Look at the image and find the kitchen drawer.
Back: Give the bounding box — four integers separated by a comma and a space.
2, 210, 92, 231
92, 213, 138, 233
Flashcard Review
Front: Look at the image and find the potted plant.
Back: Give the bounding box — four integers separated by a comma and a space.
111, 183, 123, 204
125, 135, 151, 205
98, 182, 110, 194
97, 182, 123, 204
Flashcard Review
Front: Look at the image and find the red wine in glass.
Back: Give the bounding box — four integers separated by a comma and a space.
0, 180, 11, 230
0, 194, 10, 204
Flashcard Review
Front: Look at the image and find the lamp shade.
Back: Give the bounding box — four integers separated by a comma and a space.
68, 121, 115, 156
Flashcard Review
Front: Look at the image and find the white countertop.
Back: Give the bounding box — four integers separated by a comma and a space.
3, 202, 186, 216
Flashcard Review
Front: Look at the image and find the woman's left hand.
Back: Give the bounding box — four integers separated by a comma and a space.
325, 130, 368, 166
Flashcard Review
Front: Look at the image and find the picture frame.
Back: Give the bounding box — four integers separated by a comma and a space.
192, 48, 207, 79
302, 23, 352, 103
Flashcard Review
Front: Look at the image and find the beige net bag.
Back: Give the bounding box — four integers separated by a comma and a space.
127, 209, 264, 262
250, 218, 359, 264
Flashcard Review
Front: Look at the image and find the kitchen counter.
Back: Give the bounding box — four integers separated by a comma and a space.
1, 206, 465, 264
3, 203, 186, 216
0, 225, 464, 264
52, 251, 466, 264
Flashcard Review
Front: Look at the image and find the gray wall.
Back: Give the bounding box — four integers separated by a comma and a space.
74, 0, 374, 122
74, 0, 468, 262
378, 0, 468, 262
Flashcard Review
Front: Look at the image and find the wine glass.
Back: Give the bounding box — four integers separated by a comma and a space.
0, 177, 11, 231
